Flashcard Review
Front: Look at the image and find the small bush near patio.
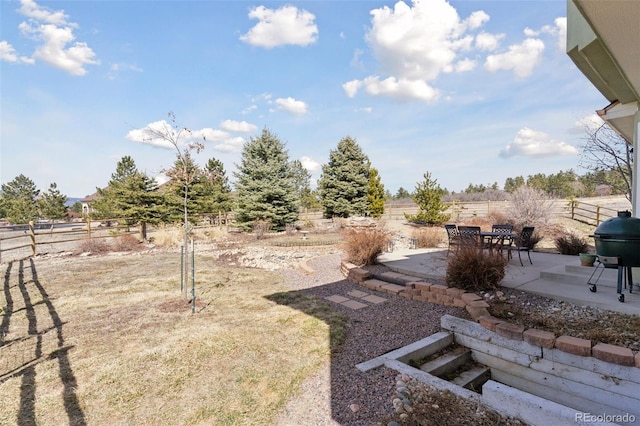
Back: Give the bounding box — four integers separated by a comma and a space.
527, 231, 543, 249
555, 232, 589, 255
411, 227, 443, 248
446, 245, 508, 291
341, 227, 390, 265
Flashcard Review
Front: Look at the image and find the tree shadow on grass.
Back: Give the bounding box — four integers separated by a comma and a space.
0, 258, 86, 426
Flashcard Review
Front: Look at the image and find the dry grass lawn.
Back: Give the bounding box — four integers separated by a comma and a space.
0, 251, 345, 425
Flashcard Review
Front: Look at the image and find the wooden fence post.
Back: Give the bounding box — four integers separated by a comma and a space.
86, 217, 92, 239
596, 205, 601, 225
29, 221, 36, 256
571, 200, 575, 220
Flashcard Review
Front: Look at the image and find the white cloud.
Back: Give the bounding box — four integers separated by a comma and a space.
240, 5, 318, 48
366, 0, 482, 81
454, 58, 476, 72
524, 17, 566, 52
275, 97, 308, 115
241, 105, 258, 115
126, 120, 177, 149
350, 48, 364, 69
463, 10, 490, 30
484, 38, 544, 78
107, 62, 143, 80
342, 79, 363, 98
573, 114, 604, 133
500, 127, 578, 158
0, 40, 33, 63
126, 120, 230, 150
213, 136, 245, 153
542, 17, 567, 52
19, 0, 70, 26
220, 120, 257, 133
362, 76, 439, 102
8, 0, 98, 76
194, 128, 230, 142
300, 156, 320, 173
0, 41, 19, 62
346, 0, 489, 102
475, 32, 504, 51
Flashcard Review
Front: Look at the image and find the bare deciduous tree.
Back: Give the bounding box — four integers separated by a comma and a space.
141, 112, 204, 302
580, 123, 633, 202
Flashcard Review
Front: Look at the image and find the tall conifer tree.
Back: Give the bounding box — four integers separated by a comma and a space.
366, 166, 385, 218
318, 136, 369, 218
234, 129, 298, 231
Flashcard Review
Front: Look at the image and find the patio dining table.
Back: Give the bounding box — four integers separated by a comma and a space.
480, 231, 516, 252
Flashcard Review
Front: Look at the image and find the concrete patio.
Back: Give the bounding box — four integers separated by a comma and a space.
377, 248, 640, 315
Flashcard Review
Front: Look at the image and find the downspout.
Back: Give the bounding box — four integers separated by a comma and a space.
633, 109, 640, 217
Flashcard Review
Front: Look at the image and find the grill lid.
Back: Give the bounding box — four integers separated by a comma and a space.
592, 210, 640, 239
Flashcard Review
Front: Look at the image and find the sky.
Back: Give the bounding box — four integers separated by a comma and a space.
0, 0, 609, 199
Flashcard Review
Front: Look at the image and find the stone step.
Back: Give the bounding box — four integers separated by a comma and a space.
361, 278, 406, 294
451, 365, 491, 392
539, 264, 620, 288
419, 346, 471, 377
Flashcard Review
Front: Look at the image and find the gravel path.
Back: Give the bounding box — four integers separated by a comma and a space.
276, 253, 471, 425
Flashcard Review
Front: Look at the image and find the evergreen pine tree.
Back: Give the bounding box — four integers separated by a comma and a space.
165, 151, 207, 220
405, 171, 451, 225
289, 159, 314, 209
366, 166, 385, 218
0, 174, 40, 223
203, 157, 233, 214
233, 128, 299, 231
95, 156, 164, 239
38, 182, 68, 221
318, 136, 369, 218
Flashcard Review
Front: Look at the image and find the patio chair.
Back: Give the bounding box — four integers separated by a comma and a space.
444, 224, 461, 256
504, 226, 535, 266
490, 224, 514, 250
457, 226, 482, 250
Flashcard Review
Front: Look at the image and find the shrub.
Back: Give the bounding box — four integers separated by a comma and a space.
285, 223, 297, 236
411, 227, 443, 248
341, 227, 390, 265
509, 186, 553, 229
527, 231, 543, 250
555, 232, 589, 255
446, 246, 507, 291
487, 210, 510, 226
192, 226, 227, 242
253, 220, 272, 240
113, 234, 142, 252
151, 224, 184, 247
76, 238, 111, 254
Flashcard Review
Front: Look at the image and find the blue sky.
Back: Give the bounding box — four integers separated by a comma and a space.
1, 0, 607, 198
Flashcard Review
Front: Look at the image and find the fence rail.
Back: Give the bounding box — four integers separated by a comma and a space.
567, 200, 620, 226
1, 197, 629, 263
0, 220, 140, 263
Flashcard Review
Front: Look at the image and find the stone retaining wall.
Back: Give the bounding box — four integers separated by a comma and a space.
341, 261, 640, 370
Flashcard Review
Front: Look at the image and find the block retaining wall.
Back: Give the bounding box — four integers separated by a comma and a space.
341, 261, 640, 370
